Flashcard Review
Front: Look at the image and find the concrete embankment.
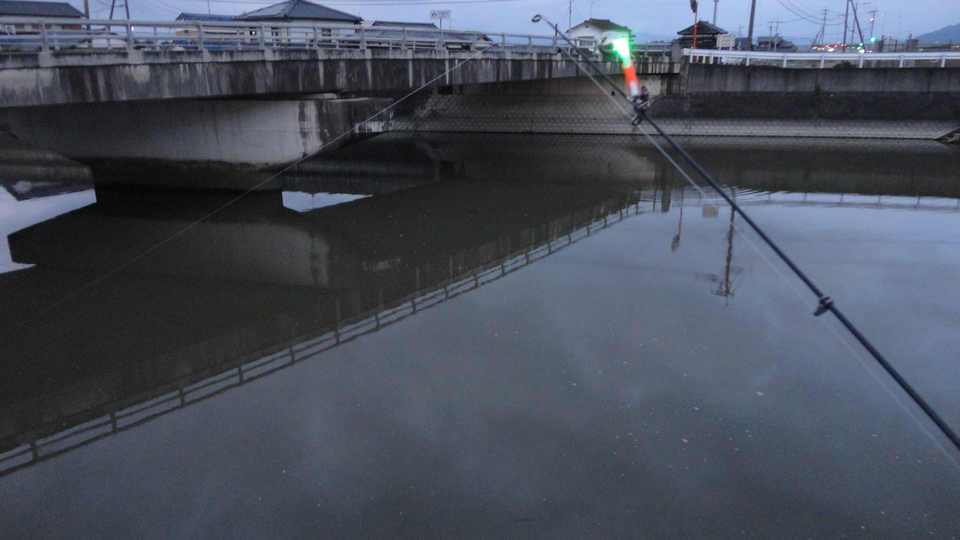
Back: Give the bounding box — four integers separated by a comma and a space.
398, 64, 960, 141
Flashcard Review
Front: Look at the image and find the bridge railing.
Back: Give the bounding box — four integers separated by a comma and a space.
0, 17, 572, 54
682, 48, 960, 68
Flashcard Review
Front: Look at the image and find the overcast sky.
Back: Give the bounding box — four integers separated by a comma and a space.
74, 0, 957, 42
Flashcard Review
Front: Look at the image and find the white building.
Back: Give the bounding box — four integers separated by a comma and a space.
567, 18, 632, 53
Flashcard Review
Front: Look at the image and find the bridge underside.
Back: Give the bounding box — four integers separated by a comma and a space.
0, 49, 621, 189
0, 95, 394, 189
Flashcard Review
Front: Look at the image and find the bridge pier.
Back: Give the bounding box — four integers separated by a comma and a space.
0, 95, 392, 189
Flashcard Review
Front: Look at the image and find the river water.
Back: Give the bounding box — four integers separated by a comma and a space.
1, 132, 959, 538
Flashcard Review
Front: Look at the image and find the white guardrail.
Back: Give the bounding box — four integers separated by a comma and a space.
683, 48, 960, 68
0, 17, 571, 54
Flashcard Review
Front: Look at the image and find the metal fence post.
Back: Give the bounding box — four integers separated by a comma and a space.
39, 19, 48, 51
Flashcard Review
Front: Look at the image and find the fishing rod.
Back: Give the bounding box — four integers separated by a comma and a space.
533, 14, 960, 454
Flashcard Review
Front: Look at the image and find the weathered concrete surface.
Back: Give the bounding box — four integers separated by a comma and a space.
651, 64, 960, 122
0, 49, 619, 108
396, 67, 960, 139
396, 88, 958, 140
680, 64, 960, 94
0, 96, 391, 184
0, 132, 91, 184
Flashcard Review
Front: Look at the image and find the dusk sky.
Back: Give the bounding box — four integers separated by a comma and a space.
72, 0, 957, 43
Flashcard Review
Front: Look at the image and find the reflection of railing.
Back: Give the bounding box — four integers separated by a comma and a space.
682, 48, 960, 68
736, 192, 960, 212
0, 17, 569, 54
0, 203, 641, 478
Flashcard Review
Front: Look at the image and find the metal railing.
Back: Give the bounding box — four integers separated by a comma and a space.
0, 17, 571, 54
682, 48, 960, 68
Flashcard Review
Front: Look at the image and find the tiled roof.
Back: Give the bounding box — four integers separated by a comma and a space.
236, 0, 360, 22
677, 20, 728, 36
571, 19, 630, 33
0, 0, 84, 18
372, 21, 437, 29
176, 12, 236, 22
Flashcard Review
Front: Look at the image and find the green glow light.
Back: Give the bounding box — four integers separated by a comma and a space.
612, 37, 631, 62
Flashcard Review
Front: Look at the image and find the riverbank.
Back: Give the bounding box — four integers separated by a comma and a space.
396, 93, 959, 141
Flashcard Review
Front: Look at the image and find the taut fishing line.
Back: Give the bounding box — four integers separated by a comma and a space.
534, 13, 960, 458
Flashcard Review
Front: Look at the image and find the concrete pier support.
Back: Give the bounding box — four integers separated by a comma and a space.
0, 96, 392, 189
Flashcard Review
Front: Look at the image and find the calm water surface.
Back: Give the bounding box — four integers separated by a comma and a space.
1, 133, 959, 538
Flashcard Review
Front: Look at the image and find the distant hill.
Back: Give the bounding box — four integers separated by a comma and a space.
916, 23, 960, 43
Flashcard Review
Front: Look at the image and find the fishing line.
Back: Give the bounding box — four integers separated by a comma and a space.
536, 14, 960, 456
564, 35, 960, 466
558, 38, 817, 310
2, 41, 494, 338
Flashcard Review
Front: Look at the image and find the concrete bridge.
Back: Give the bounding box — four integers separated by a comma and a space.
1, 17, 959, 189
0, 17, 620, 181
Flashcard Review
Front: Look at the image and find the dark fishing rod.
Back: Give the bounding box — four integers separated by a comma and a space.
533, 14, 960, 454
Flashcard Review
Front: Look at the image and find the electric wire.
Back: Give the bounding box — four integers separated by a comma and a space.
535, 13, 960, 457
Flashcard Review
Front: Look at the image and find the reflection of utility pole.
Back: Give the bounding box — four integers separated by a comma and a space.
712, 204, 737, 301
672, 187, 685, 252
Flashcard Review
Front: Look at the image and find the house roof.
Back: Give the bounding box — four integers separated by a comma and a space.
0, 0, 84, 18
236, 0, 360, 22
677, 20, 728, 36
371, 21, 437, 29
569, 19, 631, 33
177, 12, 236, 22
364, 27, 490, 44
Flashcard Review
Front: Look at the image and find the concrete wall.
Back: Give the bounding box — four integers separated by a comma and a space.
651, 64, 960, 121
680, 64, 960, 94
0, 49, 620, 108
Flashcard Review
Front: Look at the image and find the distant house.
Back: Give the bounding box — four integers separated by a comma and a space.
231, 0, 361, 44
176, 13, 236, 23
173, 12, 244, 43
568, 18, 632, 53
0, 0, 84, 33
363, 20, 490, 50
755, 35, 797, 52
676, 20, 733, 49
235, 0, 361, 24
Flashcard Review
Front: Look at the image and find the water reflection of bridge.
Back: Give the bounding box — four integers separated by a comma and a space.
0, 176, 645, 478
3, 132, 958, 478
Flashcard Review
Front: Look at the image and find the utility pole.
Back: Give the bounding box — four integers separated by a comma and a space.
849, 0, 866, 47
747, 0, 756, 50
842, 0, 850, 51
813, 8, 827, 47
712, 0, 719, 25
108, 0, 129, 20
